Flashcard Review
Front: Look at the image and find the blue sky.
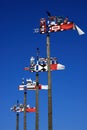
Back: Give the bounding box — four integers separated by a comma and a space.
0, 0, 87, 130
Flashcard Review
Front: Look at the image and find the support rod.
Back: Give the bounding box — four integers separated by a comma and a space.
36, 73, 39, 130
46, 33, 52, 130
35, 48, 39, 130
16, 100, 19, 130
16, 113, 19, 130
24, 90, 27, 130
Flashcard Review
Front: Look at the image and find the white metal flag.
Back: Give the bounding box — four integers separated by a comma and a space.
75, 25, 85, 35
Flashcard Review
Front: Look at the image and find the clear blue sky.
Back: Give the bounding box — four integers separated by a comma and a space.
0, 0, 87, 130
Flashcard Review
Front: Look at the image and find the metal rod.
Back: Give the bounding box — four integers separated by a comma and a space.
24, 90, 27, 130
35, 48, 39, 130
16, 100, 19, 130
46, 33, 52, 130
16, 113, 19, 130
36, 73, 39, 130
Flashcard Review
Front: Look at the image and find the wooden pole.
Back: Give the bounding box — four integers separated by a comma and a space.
35, 48, 39, 130
46, 33, 52, 130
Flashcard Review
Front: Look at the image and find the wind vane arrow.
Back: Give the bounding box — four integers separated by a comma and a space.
74, 24, 85, 35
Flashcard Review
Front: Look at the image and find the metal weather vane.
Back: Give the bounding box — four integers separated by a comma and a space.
24, 56, 65, 72
34, 11, 85, 35
18, 78, 48, 90
11, 103, 36, 113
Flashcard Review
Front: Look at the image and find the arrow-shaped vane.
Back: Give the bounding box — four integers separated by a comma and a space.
74, 24, 85, 35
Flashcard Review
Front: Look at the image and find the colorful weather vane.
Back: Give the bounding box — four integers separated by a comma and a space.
34, 11, 85, 35
24, 56, 65, 72
11, 103, 36, 113
18, 78, 48, 90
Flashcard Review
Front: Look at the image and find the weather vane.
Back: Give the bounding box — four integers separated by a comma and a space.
34, 11, 85, 130
34, 11, 85, 35
24, 50, 65, 72
18, 78, 48, 90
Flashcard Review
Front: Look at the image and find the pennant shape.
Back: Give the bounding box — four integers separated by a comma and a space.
57, 63, 65, 70
75, 25, 85, 35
